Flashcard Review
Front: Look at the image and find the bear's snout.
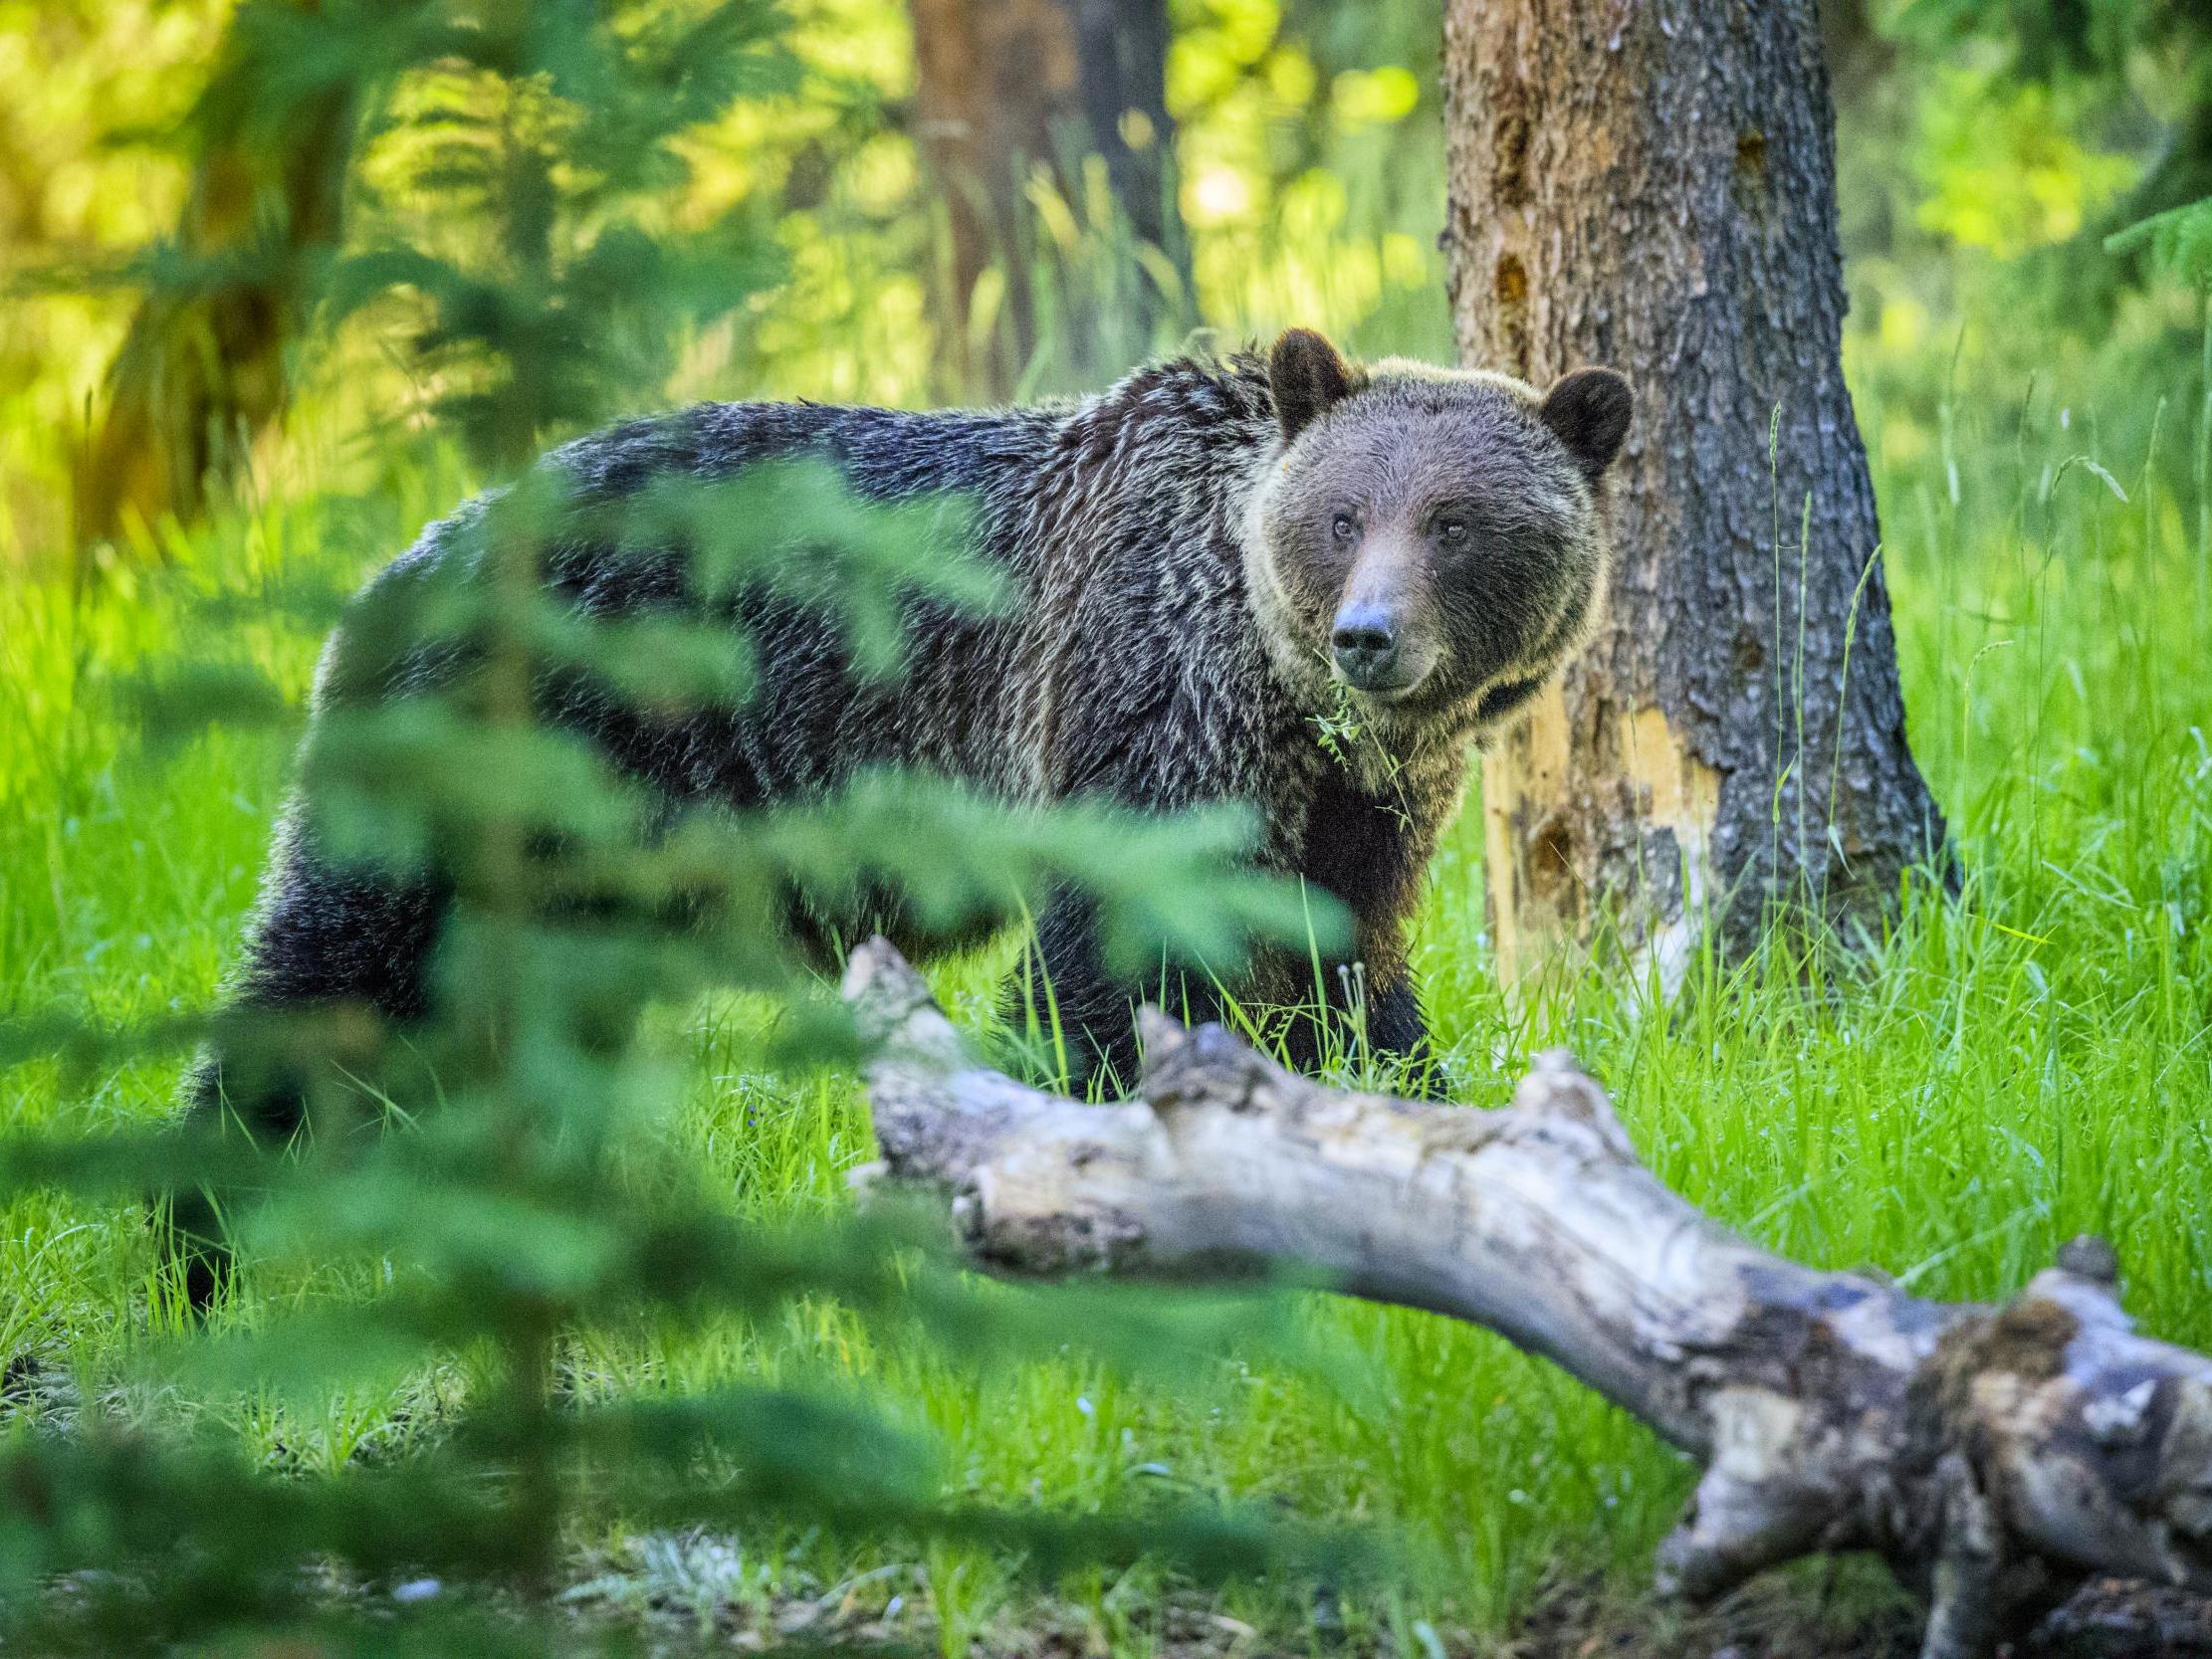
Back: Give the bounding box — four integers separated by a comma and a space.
1327, 538, 1440, 698
1331, 603, 1405, 692
1330, 594, 1440, 698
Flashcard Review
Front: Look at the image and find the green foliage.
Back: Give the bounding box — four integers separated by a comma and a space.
2107, 192, 2212, 286
1906, 69, 2139, 257
320, 0, 798, 468
0, 3, 1349, 1652
1893, 0, 2190, 77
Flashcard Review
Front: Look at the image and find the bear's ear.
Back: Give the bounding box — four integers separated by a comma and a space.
1538, 367, 1634, 483
1268, 328, 1359, 444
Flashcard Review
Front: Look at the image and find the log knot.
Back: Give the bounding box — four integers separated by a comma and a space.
959, 1192, 1150, 1276
843, 936, 966, 1074
1139, 1014, 1274, 1115
1917, 1298, 2079, 1450
2058, 1233, 2119, 1288
1510, 1049, 1637, 1159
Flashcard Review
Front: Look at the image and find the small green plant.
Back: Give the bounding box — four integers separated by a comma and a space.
1309, 662, 1415, 840
2105, 194, 2212, 291
1309, 666, 1368, 770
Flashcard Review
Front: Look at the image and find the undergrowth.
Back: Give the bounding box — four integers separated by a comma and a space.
3, 311, 2210, 1652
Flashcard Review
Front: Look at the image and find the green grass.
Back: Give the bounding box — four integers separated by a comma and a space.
4, 332, 2211, 1654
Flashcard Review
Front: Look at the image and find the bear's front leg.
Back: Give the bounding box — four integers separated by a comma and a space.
1278, 962, 1443, 1097
1012, 888, 1234, 1099
1011, 888, 1139, 1096
1349, 970, 1443, 1096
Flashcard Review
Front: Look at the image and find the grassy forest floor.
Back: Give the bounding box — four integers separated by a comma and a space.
4, 304, 2212, 1658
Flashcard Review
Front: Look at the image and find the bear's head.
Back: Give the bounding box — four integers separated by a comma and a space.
1245, 327, 1632, 747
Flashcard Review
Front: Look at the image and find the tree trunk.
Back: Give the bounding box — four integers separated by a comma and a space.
1064, 0, 1182, 270
845, 938, 2212, 1659
71, 0, 354, 576
1439, 0, 1944, 989
906, 0, 1186, 399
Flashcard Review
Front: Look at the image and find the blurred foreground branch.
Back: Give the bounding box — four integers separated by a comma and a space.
845, 938, 2212, 1659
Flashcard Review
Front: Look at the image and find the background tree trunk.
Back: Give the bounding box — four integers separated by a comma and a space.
1440, 0, 1944, 988
71, 0, 354, 576
1817, 0, 1895, 104
1063, 0, 1181, 268
907, 0, 1186, 399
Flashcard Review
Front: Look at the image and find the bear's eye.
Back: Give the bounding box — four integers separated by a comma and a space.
1331, 512, 1358, 544
1436, 515, 1470, 546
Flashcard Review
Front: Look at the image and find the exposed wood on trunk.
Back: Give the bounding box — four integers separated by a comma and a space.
1438, 0, 1944, 989
846, 937, 2212, 1659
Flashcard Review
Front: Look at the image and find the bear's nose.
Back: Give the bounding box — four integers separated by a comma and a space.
1331, 605, 1403, 690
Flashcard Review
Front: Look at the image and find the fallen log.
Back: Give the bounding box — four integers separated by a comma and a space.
841, 938, 2212, 1659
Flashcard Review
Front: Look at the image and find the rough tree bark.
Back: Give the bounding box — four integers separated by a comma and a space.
906, 0, 1185, 399
1439, 0, 1944, 987
845, 938, 2212, 1659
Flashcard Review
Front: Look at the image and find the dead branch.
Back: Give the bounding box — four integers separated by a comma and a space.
842, 938, 2212, 1659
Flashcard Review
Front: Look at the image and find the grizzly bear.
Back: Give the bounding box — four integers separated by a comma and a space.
173, 327, 1630, 1302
